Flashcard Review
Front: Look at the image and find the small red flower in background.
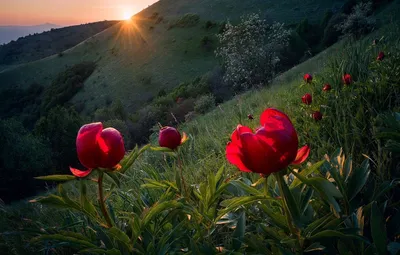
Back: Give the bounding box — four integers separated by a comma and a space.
70, 122, 125, 178
323, 84, 332, 91
342, 74, 352, 85
301, 93, 312, 105
247, 114, 254, 120
226, 108, 310, 175
312, 111, 323, 121
377, 51, 385, 61
304, 73, 313, 83
159, 126, 188, 150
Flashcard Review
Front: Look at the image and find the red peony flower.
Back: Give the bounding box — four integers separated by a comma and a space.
342, 74, 352, 85
70, 122, 125, 178
377, 51, 385, 61
312, 111, 323, 121
248, 114, 254, 120
304, 73, 313, 83
301, 93, 312, 105
323, 84, 332, 91
159, 126, 188, 150
226, 108, 310, 175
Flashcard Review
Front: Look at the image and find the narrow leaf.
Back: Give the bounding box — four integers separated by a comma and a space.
371, 201, 388, 255
35, 175, 76, 181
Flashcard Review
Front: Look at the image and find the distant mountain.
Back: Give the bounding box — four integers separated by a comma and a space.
0, 21, 119, 66
0, 23, 61, 45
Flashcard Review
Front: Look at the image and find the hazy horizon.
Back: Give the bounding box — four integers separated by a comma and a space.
0, 0, 158, 26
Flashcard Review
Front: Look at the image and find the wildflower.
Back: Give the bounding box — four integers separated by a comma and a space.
304, 73, 313, 83
312, 111, 323, 121
159, 126, 188, 150
342, 74, 352, 85
323, 84, 332, 91
302, 93, 312, 105
226, 108, 310, 175
70, 122, 125, 177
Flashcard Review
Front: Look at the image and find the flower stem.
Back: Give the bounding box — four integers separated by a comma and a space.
177, 152, 188, 198
274, 173, 301, 243
263, 175, 269, 197
98, 171, 112, 228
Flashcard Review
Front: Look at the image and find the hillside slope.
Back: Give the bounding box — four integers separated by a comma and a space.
0, 23, 60, 45
0, 0, 346, 114
0, 21, 119, 68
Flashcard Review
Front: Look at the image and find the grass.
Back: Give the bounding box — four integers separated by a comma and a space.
1, 1, 400, 253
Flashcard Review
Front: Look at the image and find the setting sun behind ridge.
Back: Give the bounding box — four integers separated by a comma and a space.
123, 9, 134, 21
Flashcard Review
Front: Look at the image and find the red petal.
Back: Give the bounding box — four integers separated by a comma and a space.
159, 127, 181, 150
69, 167, 92, 178
230, 125, 253, 148
239, 132, 272, 174
76, 122, 103, 169
291, 145, 311, 165
226, 142, 252, 172
260, 108, 293, 127
98, 128, 126, 169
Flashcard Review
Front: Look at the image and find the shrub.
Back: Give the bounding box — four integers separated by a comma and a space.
41, 62, 96, 113
204, 20, 216, 29
321, 13, 346, 47
0, 119, 52, 203
194, 94, 216, 114
216, 13, 290, 89
336, 1, 376, 39
34, 106, 82, 171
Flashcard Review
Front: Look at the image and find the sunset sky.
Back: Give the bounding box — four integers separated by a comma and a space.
0, 0, 158, 26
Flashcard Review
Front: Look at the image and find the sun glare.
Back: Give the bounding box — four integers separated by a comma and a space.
123, 10, 134, 21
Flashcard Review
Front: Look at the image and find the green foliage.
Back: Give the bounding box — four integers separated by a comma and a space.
0, 119, 52, 203
41, 61, 96, 113
194, 94, 216, 114
336, 1, 376, 39
34, 106, 83, 171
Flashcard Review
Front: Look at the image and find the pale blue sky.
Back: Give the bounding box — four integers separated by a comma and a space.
0, 0, 158, 26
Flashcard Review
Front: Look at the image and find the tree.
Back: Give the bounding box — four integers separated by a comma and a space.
216, 13, 290, 89
336, 1, 376, 39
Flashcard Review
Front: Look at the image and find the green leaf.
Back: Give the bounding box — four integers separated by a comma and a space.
79, 248, 122, 255
229, 180, 263, 196
309, 230, 366, 242
35, 175, 76, 181
150, 146, 174, 152
232, 212, 246, 251
31, 234, 97, 249
218, 195, 272, 220
141, 178, 178, 192
304, 242, 326, 252
387, 242, 400, 255
107, 227, 132, 252
142, 200, 183, 226
120, 144, 150, 174
215, 165, 226, 184
346, 159, 370, 201
371, 201, 388, 255
30, 195, 70, 209
105, 172, 121, 188
275, 173, 301, 227
290, 160, 324, 189
290, 170, 342, 214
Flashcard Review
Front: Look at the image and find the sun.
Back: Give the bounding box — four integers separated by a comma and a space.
123, 10, 134, 21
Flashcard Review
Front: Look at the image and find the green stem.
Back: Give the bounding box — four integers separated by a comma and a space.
98, 171, 113, 228
263, 175, 269, 197
274, 172, 302, 249
177, 152, 188, 199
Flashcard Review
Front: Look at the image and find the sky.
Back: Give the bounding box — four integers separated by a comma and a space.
0, 0, 158, 26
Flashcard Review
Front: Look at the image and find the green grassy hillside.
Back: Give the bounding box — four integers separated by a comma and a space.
0, 0, 346, 114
